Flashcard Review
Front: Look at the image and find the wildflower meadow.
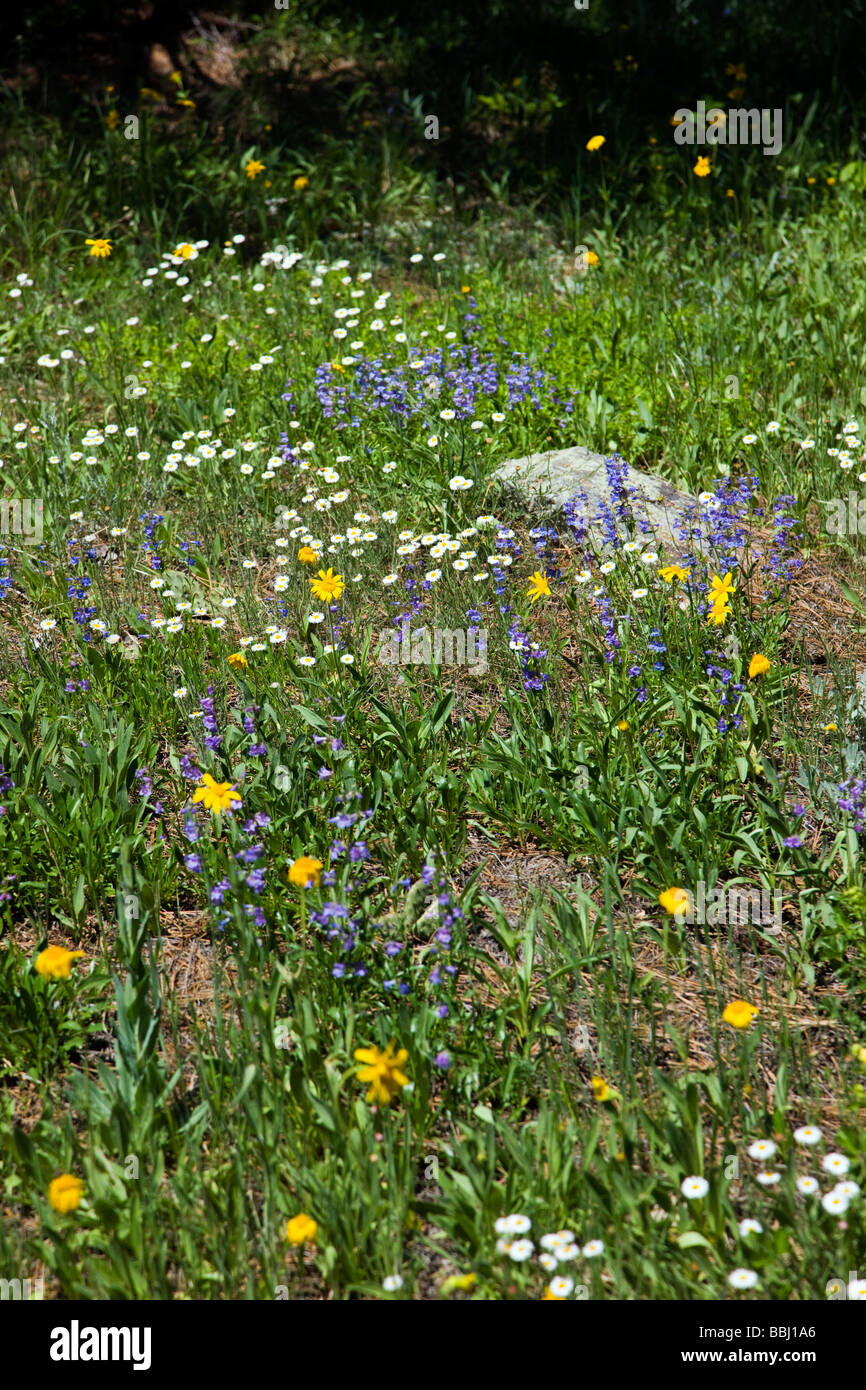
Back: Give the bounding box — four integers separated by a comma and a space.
1, 0, 865, 1343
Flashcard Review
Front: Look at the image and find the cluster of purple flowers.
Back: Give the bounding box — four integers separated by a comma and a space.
65, 537, 97, 636
139, 510, 164, 572
419, 861, 463, 1069
297, 336, 577, 438
135, 767, 164, 816
179, 752, 202, 782
199, 687, 222, 752
243, 703, 268, 758
705, 660, 746, 735
837, 778, 866, 834
762, 494, 803, 586
0, 763, 14, 817
564, 489, 590, 548
674, 475, 756, 567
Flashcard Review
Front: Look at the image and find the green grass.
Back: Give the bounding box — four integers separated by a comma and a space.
1, 17, 866, 1302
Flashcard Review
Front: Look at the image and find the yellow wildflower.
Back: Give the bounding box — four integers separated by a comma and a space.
527, 571, 552, 604
722, 1000, 759, 1029
441, 1272, 477, 1294
709, 572, 735, 598
354, 1042, 410, 1105
748, 653, 771, 678
309, 568, 345, 603
288, 856, 323, 888
286, 1213, 318, 1245
48, 1174, 84, 1214
658, 887, 690, 918
35, 945, 85, 980
85, 238, 112, 258
192, 772, 242, 815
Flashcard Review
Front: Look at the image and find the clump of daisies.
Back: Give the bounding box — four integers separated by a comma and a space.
494, 1214, 603, 1298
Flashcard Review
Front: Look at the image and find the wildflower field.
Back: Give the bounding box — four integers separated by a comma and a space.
1, 0, 866, 1315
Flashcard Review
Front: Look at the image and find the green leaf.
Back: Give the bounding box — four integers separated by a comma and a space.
677, 1231, 713, 1250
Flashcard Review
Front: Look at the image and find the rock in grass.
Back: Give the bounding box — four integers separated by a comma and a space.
493, 446, 697, 548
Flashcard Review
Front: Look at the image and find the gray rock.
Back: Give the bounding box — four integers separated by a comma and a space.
493, 446, 697, 548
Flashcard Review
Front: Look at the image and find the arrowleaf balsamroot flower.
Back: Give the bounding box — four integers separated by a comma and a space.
286, 1213, 318, 1245
706, 573, 735, 626
440, 1272, 477, 1294
49, 1174, 84, 1213
526, 571, 552, 604
192, 772, 242, 814
354, 1042, 410, 1105
707, 599, 732, 627
591, 1075, 617, 1102
309, 568, 345, 603
709, 572, 736, 600
35, 945, 85, 979
85, 238, 112, 258
723, 999, 759, 1029
748, 653, 771, 678
288, 856, 322, 888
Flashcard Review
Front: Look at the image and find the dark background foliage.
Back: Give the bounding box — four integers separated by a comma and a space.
3, 1, 865, 196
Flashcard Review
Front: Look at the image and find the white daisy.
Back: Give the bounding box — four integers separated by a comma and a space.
747, 1140, 777, 1160
681, 1176, 709, 1199
793, 1126, 822, 1146
821, 1191, 849, 1214
507, 1239, 534, 1262
822, 1153, 850, 1176
738, 1219, 763, 1236
548, 1276, 574, 1297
